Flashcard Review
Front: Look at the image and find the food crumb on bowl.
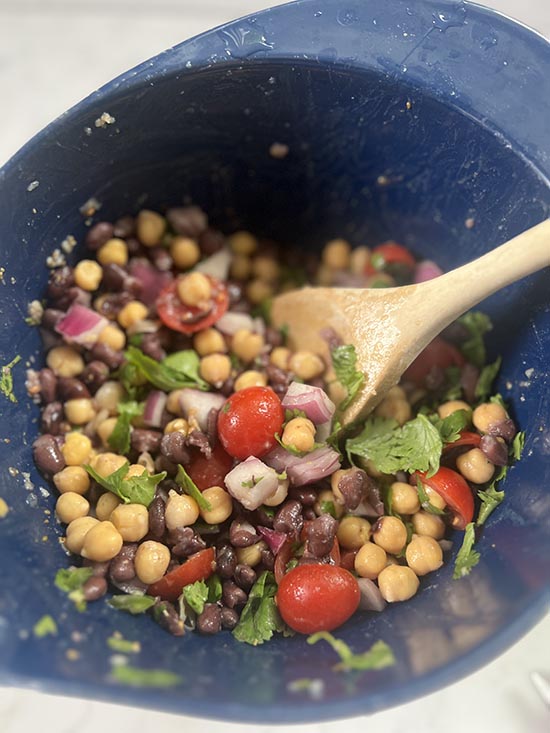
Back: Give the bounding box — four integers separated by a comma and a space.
94, 112, 116, 128
26, 180, 40, 192
269, 142, 289, 159
0, 497, 9, 518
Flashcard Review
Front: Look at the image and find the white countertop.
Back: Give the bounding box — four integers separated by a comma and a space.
1, 0, 549, 730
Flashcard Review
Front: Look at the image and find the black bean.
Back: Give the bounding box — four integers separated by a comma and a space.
154, 455, 178, 477
153, 600, 184, 636
113, 215, 135, 239
303, 507, 317, 521
216, 544, 238, 578
33, 434, 65, 476
197, 603, 222, 635
41, 308, 66, 331
366, 482, 385, 516
148, 496, 166, 539
109, 555, 136, 582
117, 543, 138, 560
265, 326, 283, 348
184, 429, 212, 459
260, 546, 275, 570
220, 376, 235, 396
90, 342, 124, 370
126, 237, 142, 255
289, 486, 317, 507
320, 327, 343, 352
101, 263, 128, 291
140, 333, 165, 362
205, 408, 219, 448
82, 576, 108, 601
85, 221, 115, 250
222, 581, 247, 609
266, 364, 291, 394
254, 506, 274, 528
441, 321, 470, 345
57, 377, 91, 401
480, 435, 509, 466
337, 468, 368, 510
229, 519, 258, 548
233, 564, 256, 591
131, 428, 162, 454
220, 607, 239, 630
38, 368, 57, 403
488, 418, 517, 443
47, 266, 74, 301
305, 514, 338, 558
160, 432, 191, 465
166, 206, 208, 237
94, 292, 134, 320
66, 287, 92, 308
41, 401, 64, 435
82, 559, 110, 577
81, 360, 110, 392
199, 227, 225, 255
170, 527, 206, 557
460, 363, 480, 404
273, 500, 303, 538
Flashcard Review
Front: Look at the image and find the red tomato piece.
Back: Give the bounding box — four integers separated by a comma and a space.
147, 548, 216, 601
443, 431, 481, 451
403, 336, 465, 386
156, 275, 229, 334
416, 466, 474, 530
276, 564, 360, 634
217, 386, 285, 460
187, 444, 234, 491
371, 241, 417, 269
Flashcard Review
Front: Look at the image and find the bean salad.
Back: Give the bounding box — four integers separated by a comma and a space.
27, 206, 522, 643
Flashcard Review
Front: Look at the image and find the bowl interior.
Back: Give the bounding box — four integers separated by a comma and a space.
1, 10, 550, 724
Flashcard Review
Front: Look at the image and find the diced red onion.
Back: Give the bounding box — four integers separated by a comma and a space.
357, 578, 386, 612
129, 258, 173, 305
257, 526, 287, 556
315, 420, 332, 443
216, 311, 255, 336
179, 389, 226, 431
263, 445, 341, 487
281, 382, 336, 425
414, 260, 443, 283
224, 456, 279, 510
194, 247, 232, 280
55, 303, 108, 347
143, 390, 167, 428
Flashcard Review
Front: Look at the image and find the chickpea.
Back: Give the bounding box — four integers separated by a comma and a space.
134, 541, 171, 584
200, 486, 233, 524
251, 256, 280, 281
177, 272, 211, 307
166, 389, 185, 415
354, 541, 387, 579
97, 238, 128, 267
472, 402, 508, 434
234, 370, 268, 391
230, 253, 252, 280
64, 398, 96, 426
438, 400, 471, 420
46, 346, 84, 378
331, 467, 366, 506
232, 329, 264, 363
282, 416, 315, 452
163, 418, 189, 435
322, 238, 351, 270
97, 417, 118, 447
246, 278, 273, 305
125, 463, 147, 479
53, 466, 90, 495
270, 347, 291, 370
117, 300, 149, 329
110, 503, 149, 542
316, 264, 334, 286
165, 489, 200, 530
289, 351, 324, 380
327, 379, 348, 407
374, 394, 411, 426
390, 481, 420, 514
349, 245, 371, 275
170, 236, 200, 269
236, 540, 266, 567
194, 328, 227, 356
424, 484, 446, 510
199, 353, 231, 386
61, 432, 92, 466
411, 510, 446, 540
228, 230, 258, 256
95, 491, 122, 521
378, 565, 419, 602
56, 492, 90, 524
456, 448, 495, 483
97, 324, 126, 351
94, 380, 125, 413
337, 516, 371, 550
314, 489, 344, 518
92, 452, 127, 478
81, 521, 123, 562
65, 516, 99, 554
73, 259, 103, 291
263, 479, 289, 507
372, 516, 408, 555
406, 535, 443, 576
136, 209, 166, 247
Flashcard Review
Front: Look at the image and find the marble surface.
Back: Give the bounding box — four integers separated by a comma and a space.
0, 0, 549, 730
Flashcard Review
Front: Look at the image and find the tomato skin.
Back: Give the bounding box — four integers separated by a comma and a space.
187, 444, 234, 491
276, 564, 360, 634
416, 467, 474, 530
403, 336, 465, 386
371, 241, 417, 269
443, 431, 481, 451
147, 548, 215, 601
156, 275, 229, 334
217, 386, 285, 460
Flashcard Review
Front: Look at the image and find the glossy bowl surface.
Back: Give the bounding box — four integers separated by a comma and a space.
0, 0, 549, 723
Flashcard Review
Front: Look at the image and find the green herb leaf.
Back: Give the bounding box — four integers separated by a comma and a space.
307, 632, 395, 671
108, 401, 144, 455
182, 580, 209, 615
476, 481, 505, 526
124, 346, 208, 391
284, 408, 308, 422
416, 477, 446, 515
512, 430, 525, 460
346, 414, 442, 477
111, 663, 183, 688
107, 633, 141, 653
33, 614, 58, 638
0, 355, 21, 403
457, 311, 492, 367
175, 464, 212, 512
108, 595, 157, 614
320, 500, 337, 518
453, 522, 480, 579
55, 567, 94, 611
232, 571, 288, 645
331, 345, 365, 411
206, 574, 222, 603
84, 462, 166, 507
441, 365, 463, 401
475, 357, 502, 401
429, 409, 471, 444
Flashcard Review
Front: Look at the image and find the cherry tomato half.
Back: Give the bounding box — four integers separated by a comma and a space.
186, 444, 234, 491
276, 564, 360, 634
443, 431, 481, 451
371, 241, 417, 270
156, 275, 229, 334
217, 386, 284, 460
147, 547, 215, 601
416, 466, 474, 530
403, 336, 465, 386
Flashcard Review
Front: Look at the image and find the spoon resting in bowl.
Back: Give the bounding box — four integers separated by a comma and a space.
271, 219, 550, 426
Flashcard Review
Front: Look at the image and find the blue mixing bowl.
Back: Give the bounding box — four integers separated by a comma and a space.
0, 0, 549, 722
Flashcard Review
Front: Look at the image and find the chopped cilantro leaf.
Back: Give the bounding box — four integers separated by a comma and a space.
124, 346, 208, 391
307, 632, 395, 671
453, 523, 480, 579
175, 464, 212, 512
320, 500, 337, 518
0, 355, 21, 403
441, 365, 463, 401
429, 409, 471, 444
475, 357, 502, 401
85, 462, 166, 508
108, 595, 156, 614
111, 664, 182, 688
458, 311, 492, 367
476, 480, 505, 526
331, 344, 365, 411
416, 477, 446, 515
33, 614, 58, 638
108, 400, 143, 455
232, 571, 289, 645
182, 580, 209, 615
55, 567, 94, 611
512, 430, 525, 460
284, 408, 308, 422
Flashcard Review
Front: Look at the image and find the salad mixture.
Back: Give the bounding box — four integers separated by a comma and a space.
27, 206, 522, 644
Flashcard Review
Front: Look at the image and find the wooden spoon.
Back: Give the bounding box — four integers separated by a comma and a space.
271, 219, 550, 426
